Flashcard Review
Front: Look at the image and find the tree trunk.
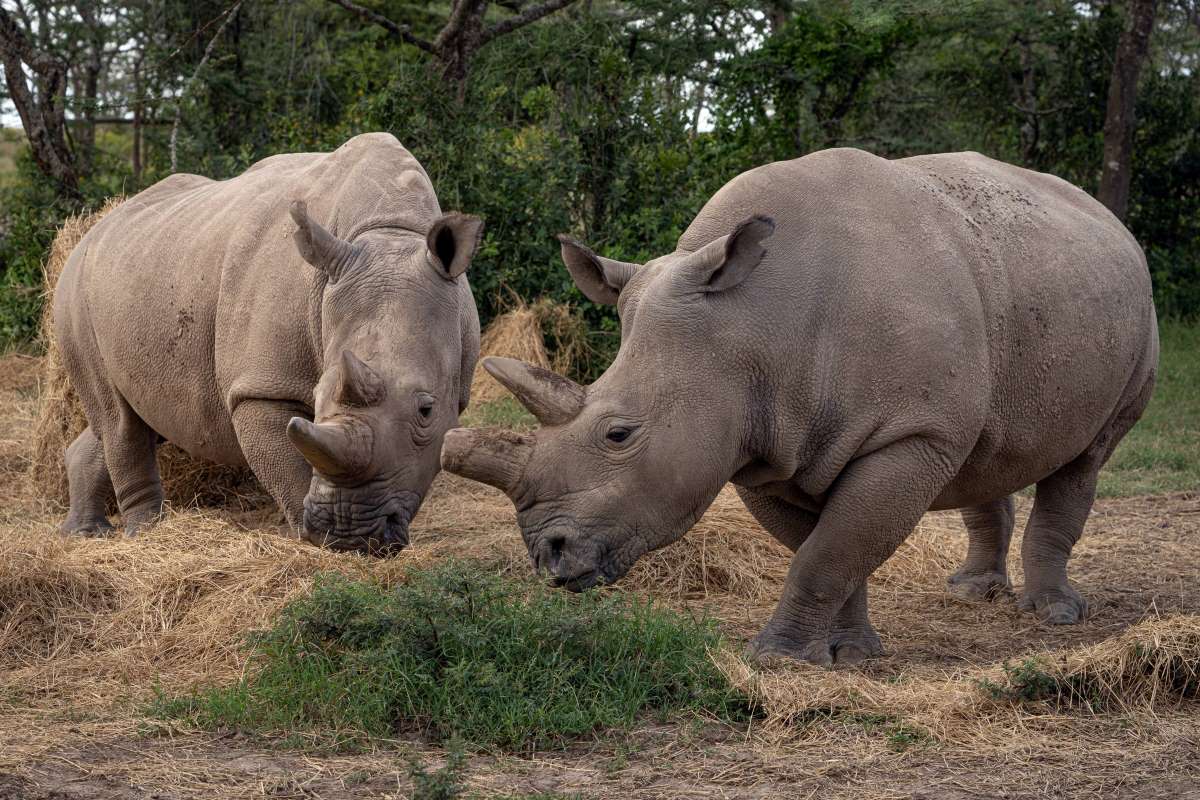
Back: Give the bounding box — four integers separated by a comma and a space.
1097, 0, 1158, 222
132, 56, 143, 185
0, 9, 80, 201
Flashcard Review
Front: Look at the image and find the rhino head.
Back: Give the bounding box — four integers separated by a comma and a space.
286, 200, 482, 555
440, 216, 775, 587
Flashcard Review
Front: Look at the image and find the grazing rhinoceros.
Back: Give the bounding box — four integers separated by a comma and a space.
55, 133, 482, 554
441, 148, 1158, 665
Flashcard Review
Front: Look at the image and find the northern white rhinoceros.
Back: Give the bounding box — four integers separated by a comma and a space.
441, 148, 1158, 665
55, 133, 482, 554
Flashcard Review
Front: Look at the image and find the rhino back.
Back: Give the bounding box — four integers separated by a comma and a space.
59, 133, 443, 464
675, 148, 1155, 503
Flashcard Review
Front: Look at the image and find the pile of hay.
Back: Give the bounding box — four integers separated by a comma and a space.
469, 296, 591, 408
1021, 614, 1200, 710
625, 486, 790, 602
28, 198, 262, 512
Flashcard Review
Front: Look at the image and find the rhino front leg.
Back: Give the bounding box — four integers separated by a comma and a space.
749, 438, 957, 667
948, 496, 1015, 600
231, 399, 312, 532
62, 426, 115, 535
737, 486, 881, 663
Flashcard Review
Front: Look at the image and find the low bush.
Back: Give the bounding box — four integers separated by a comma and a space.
152, 561, 753, 751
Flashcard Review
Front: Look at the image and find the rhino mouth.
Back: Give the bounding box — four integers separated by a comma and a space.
550, 568, 609, 593
301, 486, 420, 556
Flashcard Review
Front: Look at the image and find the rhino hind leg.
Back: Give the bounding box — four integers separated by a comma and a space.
948, 496, 1015, 600
61, 426, 116, 536
1017, 456, 1098, 624
737, 486, 890, 666
1019, 373, 1155, 625
97, 397, 164, 536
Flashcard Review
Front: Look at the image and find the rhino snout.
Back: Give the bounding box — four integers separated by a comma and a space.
301, 482, 419, 557
533, 533, 607, 592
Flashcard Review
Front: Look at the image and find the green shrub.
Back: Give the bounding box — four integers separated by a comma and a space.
975, 657, 1061, 703
152, 562, 753, 751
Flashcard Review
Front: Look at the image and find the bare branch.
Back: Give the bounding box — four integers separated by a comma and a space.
481, 0, 579, 44
325, 0, 437, 54
170, 0, 244, 172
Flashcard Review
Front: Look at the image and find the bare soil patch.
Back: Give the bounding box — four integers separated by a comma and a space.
1, 353, 1196, 799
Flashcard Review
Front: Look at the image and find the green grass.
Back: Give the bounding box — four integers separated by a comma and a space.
151, 562, 753, 752
1099, 320, 1200, 497
460, 397, 537, 431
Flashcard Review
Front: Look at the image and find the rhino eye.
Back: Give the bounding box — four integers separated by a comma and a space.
606, 427, 632, 444
416, 393, 435, 421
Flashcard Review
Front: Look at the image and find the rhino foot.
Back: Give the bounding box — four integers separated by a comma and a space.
1019, 585, 1088, 625
747, 625, 882, 668
947, 570, 1012, 601
60, 516, 116, 538
121, 504, 163, 537
829, 624, 883, 664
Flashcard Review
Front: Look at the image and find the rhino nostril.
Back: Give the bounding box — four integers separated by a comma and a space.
546, 536, 566, 571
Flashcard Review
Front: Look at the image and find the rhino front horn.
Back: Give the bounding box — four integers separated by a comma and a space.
286, 417, 372, 479
482, 357, 584, 426
441, 427, 533, 496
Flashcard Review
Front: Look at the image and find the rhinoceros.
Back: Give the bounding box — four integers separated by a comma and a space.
54, 133, 482, 554
441, 148, 1159, 665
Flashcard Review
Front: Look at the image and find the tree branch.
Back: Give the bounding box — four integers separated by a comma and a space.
481, 0, 578, 44
170, 0, 244, 172
325, 0, 437, 54
0, 6, 79, 199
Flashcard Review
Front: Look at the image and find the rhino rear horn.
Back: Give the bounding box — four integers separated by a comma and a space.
556, 235, 640, 305
441, 427, 533, 496
482, 357, 584, 427
336, 350, 386, 407
290, 200, 358, 281
286, 417, 372, 479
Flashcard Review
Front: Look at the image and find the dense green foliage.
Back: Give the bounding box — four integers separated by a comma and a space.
1, 0, 1198, 350
152, 562, 752, 751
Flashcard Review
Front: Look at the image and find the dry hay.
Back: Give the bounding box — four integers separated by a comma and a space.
624, 486, 790, 602
469, 296, 591, 408
1043, 613, 1200, 709
28, 197, 262, 512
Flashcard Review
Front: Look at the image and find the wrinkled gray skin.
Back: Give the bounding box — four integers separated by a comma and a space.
442, 148, 1158, 665
55, 133, 482, 554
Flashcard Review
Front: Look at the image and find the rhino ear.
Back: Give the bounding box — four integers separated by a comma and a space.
427, 212, 484, 280
290, 200, 358, 282
556, 234, 641, 306
682, 215, 775, 293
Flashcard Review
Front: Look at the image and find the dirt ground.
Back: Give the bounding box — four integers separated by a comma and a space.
0, 352, 1197, 800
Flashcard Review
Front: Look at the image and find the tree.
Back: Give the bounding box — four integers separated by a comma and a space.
0, 5, 79, 200
327, 0, 580, 98
1098, 0, 1158, 221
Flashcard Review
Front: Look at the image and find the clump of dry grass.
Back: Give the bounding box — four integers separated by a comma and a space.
625, 487, 790, 602
27, 197, 261, 512
975, 614, 1200, 711
1064, 614, 1200, 706
469, 296, 591, 408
